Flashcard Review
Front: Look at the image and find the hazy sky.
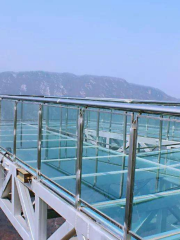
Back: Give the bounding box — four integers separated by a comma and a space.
0, 1, 180, 98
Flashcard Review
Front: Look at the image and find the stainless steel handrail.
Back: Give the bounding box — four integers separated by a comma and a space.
1, 95, 180, 115
1, 94, 180, 105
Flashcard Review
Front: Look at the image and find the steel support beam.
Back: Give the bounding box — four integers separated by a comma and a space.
48, 221, 75, 240
0, 155, 121, 240
35, 195, 47, 240
16, 179, 35, 240
12, 176, 21, 216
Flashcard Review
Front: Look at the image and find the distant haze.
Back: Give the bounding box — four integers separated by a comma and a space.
0, 1, 180, 98
0, 71, 176, 101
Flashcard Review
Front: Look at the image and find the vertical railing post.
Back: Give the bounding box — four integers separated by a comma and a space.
58, 106, 62, 168
166, 116, 170, 140
172, 121, 175, 138
106, 109, 112, 149
45, 105, 49, 160
13, 101, 18, 161
109, 109, 112, 133
75, 108, 79, 168
146, 114, 149, 137
66, 108, 68, 134
86, 109, 89, 129
46, 105, 49, 129
123, 116, 138, 240
96, 110, 100, 141
75, 108, 84, 209
159, 116, 163, 152
60, 107, 62, 134
37, 104, 43, 178
65, 108, 68, 158
156, 116, 163, 191
20, 101, 23, 147
94, 110, 100, 185
119, 112, 127, 198
123, 112, 127, 153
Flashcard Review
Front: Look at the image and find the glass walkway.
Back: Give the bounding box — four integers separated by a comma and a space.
1, 95, 180, 239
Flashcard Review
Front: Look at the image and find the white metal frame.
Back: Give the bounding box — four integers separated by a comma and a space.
0, 153, 122, 240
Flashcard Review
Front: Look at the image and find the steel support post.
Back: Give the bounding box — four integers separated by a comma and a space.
84, 111, 88, 156
66, 108, 68, 132
96, 110, 100, 143
86, 109, 89, 129
106, 110, 112, 149
76, 108, 79, 134
13, 101, 18, 161
45, 105, 49, 160
60, 107, 63, 134
167, 116, 170, 140
159, 116, 163, 152
94, 109, 100, 185
76, 108, 79, 170
20, 101, 23, 147
88, 111, 90, 128
156, 116, 163, 192
37, 104, 43, 177
123, 113, 127, 153
65, 108, 68, 158
172, 121, 175, 138
75, 108, 84, 209
46, 105, 49, 129
146, 115, 149, 137
123, 117, 138, 240
109, 109, 112, 133
58, 107, 63, 168
119, 112, 127, 198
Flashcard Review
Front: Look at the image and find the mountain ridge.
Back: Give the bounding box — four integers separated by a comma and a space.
0, 71, 176, 101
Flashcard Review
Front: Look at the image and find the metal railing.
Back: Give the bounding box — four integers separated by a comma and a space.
1, 95, 180, 240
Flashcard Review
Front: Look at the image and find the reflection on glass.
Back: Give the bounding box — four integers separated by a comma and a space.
0, 100, 14, 153
3, 98, 180, 239
131, 116, 180, 238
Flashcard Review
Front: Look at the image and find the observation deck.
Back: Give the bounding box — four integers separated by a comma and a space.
0, 95, 180, 240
